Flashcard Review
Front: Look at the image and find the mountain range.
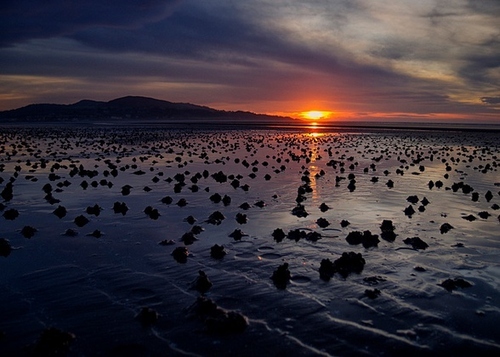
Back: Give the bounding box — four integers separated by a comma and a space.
0, 96, 294, 124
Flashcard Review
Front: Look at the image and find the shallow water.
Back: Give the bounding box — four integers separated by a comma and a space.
0, 125, 499, 356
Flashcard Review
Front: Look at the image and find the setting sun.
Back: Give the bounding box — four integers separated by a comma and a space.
301, 110, 331, 120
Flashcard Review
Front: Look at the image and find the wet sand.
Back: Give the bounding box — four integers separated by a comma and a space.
0, 125, 499, 356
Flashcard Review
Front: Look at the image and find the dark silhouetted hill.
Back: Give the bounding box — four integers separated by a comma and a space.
0, 96, 293, 123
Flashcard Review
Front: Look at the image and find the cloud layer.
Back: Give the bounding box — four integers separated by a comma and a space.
1, 0, 499, 121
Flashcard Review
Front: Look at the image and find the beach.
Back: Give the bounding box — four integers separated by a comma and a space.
1, 124, 499, 356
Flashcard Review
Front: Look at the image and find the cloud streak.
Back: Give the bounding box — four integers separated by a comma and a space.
0, 1, 181, 46
0, 0, 499, 121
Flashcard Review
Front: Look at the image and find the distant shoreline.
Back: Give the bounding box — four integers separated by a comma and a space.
1, 119, 500, 133
2, 96, 498, 132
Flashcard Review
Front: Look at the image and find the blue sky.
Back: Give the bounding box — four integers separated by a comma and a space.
1, 0, 499, 121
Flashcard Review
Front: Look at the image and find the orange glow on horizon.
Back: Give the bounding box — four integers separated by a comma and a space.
301, 110, 332, 120
264, 108, 498, 123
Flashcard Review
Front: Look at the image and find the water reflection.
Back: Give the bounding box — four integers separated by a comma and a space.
0, 126, 499, 355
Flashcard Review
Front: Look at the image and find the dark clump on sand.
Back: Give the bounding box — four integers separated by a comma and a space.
112, 201, 129, 215
271, 262, 291, 289
478, 211, 491, 219
21, 225, 37, 238
439, 223, 454, 234
305, 231, 322, 242
291, 204, 308, 217
340, 219, 350, 228
222, 195, 231, 206
172, 246, 189, 263
121, 185, 132, 196
209, 193, 222, 203
206, 211, 225, 225
346, 230, 379, 248
272, 228, 286, 243
439, 278, 473, 291
229, 228, 247, 241
180, 231, 198, 245
319, 202, 330, 212
211, 171, 227, 183
287, 229, 307, 242
210, 244, 227, 259
364, 288, 381, 299
53, 205, 67, 219
1, 181, 14, 201
239, 202, 251, 210
74, 215, 89, 227
403, 237, 429, 250
190, 225, 204, 235
380, 220, 397, 242
30, 327, 76, 356
86, 204, 102, 216
161, 196, 173, 204
407, 195, 419, 204
462, 214, 476, 221
0, 238, 12, 257
235, 212, 248, 224
159, 239, 175, 246
3, 208, 19, 220
363, 276, 386, 285
186, 297, 248, 334
316, 217, 330, 228
404, 205, 416, 217
135, 307, 159, 326
63, 229, 78, 237
88, 229, 103, 238
319, 259, 337, 281
254, 200, 266, 208
319, 252, 366, 280
144, 206, 160, 219
191, 270, 213, 294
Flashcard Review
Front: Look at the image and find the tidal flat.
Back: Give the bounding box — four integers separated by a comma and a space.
1, 125, 499, 356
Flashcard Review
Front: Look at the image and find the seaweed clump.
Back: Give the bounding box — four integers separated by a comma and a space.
403, 237, 429, 250
380, 220, 397, 242
271, 263, 291, 289
319, 252, 366, 280
186, 297, 248, 334
31, 327, 75, 356
0, 238, 12, 257
439, 278, 473, 291
346, 230, 379, 248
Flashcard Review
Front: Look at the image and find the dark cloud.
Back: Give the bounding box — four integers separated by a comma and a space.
466, 0, 500, 15
0, 0, 181, 47
70, 7, 264, 61
459, 53, 500, 86
68, 2, 403, 90
481, 97, 500, 105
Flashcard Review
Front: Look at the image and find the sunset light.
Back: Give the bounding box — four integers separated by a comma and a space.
1, 2, 500, 355
301, 111, 331, 120
1, 1, 499, 123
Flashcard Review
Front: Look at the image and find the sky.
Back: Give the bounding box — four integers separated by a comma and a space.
1, 0, 499, 122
